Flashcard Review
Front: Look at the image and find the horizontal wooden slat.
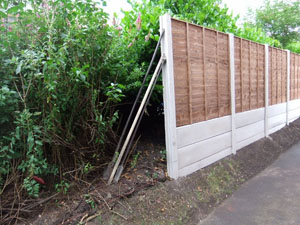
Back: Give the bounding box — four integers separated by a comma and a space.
171, 18, 230, 126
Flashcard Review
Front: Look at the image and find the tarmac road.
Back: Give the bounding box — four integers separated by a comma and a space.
198, 141, 300, 225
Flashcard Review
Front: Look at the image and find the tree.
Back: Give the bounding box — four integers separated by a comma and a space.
251, 0, 300, 47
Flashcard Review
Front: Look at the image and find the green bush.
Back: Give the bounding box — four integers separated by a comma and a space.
0, 0, 127, 197
237, 22, 281, 47
286, 42, 300, 54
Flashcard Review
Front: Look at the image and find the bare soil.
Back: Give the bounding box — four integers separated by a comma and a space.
20, 118, 300, 225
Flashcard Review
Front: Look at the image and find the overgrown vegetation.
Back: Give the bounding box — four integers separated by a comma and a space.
0, 0, 297, 223
0, 0, 126, 198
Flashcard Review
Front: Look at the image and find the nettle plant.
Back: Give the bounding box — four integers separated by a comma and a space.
0, 0, 127, 197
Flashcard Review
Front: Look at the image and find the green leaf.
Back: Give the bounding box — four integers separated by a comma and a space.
16, 61, 22, 74
15, 126, 20, 139
0, 9, 6, 17
35, 140, 43, 146
7, 5, 21, 14
80, 74, 86, 81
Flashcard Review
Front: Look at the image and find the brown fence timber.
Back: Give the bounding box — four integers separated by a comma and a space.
170, 18, 300, 127
234, 38, 265, 113
290, 53, 300, 100
268, 47, 288, 105
171, 19, 230, 127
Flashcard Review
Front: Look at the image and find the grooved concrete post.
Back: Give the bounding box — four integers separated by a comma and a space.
265, 44, 269, 137
229, 34, 236, 154
287, 50, 290, 125
160, 14, 178, 179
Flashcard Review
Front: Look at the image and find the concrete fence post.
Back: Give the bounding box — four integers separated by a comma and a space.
160, 14, 178, 179
265, 44, 269, 137
286, 50, 290, 125
229, 34, 236, 154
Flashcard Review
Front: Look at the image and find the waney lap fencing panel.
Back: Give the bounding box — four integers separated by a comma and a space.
160, 14, 300, 179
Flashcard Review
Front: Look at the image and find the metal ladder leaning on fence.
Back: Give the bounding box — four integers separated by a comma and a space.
103, 30, 165, 185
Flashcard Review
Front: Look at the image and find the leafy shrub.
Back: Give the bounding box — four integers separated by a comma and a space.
55, 180, 70, 195
0, 0, 126, 197
237, 22, 281, 47
286, 42, 300, 54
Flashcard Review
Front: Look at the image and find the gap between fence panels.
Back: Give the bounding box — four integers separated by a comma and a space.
106, 57, 165, 184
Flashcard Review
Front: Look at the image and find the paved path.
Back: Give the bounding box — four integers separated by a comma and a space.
198, 142, 300, 225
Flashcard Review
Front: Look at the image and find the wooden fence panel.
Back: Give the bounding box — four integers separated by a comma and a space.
250, 42, 258, 109
282, 51, 287, 102
291, 53, 296, 100
257, 44, 265, 108
241, 40, 251, 111
171, 19, 230, 127
234, 39, 265, 113
234, 37, 242, 113
268, 47, 287, 105
296, 53, 298, 99
297, 53, 300, 100
170, 18, 297, 128
291, 53, 300, 100
217, 32, 230, 117
171, 20, 190, 126
269, 47, 274, 105
298, 54, 300, 99
204, 29, 219, 120
188, 24, 206, 123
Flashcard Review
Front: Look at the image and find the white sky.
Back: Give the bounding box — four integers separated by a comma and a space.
222, 0, 264, 22
102, 0, 264, 22
102, 0, 131, 19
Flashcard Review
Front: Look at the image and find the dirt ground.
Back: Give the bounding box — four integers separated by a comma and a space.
20, 118, 300, 225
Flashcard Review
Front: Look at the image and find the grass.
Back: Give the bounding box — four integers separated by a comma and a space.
94, 159, 245, 225
195, 159, 243, 204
